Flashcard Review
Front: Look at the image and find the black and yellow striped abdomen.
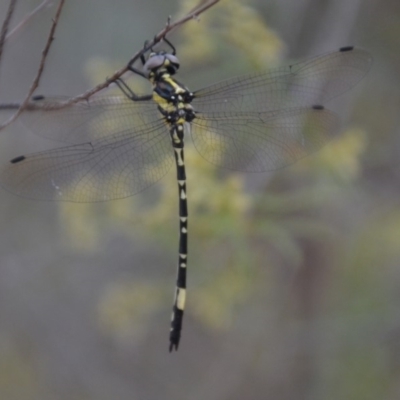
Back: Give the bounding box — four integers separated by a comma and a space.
151, 70, 195, 351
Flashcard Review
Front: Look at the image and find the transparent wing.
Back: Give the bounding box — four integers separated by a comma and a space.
192, 47, 372, 113
0, 121, 173, 202
19, 95, 160, 144
191, 107, 339, 172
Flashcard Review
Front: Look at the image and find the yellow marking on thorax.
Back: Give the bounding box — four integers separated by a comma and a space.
163, 76, 186, 94
152, 73, 190, 124
152, 92, 176, 113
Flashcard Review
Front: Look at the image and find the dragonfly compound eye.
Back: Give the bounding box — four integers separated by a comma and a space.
165, 54, 180, 69
144, 53, 180, 74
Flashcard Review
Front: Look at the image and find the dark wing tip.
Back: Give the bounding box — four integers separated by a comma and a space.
31, 94, 45, 101
10, 155, 26, 164
339, 46, 354, 52
312, 105, 325, 110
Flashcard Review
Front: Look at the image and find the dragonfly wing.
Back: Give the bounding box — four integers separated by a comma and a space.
192, 47, 372, 113
0, 121, 173, 202
19, 95, 161, 144
191, 107, 339, 172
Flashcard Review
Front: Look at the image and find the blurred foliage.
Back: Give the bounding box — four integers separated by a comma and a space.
0, 344, 40, 400
178, 0, 284, 69
98, 279, 167, 346
2, 0, 400, 399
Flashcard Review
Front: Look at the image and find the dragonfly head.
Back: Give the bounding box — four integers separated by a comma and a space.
143, 51, 180, 76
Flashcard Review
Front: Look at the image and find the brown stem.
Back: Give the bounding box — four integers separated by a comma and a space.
7, 0, 54, 40
0, 0, 17, 65
0, 0, 66, 130
0, 0, 220, 115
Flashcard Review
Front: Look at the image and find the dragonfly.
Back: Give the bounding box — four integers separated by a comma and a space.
0, 40, 372, 351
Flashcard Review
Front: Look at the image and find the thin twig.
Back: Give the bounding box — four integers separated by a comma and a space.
0, 0, 65, 130
186, 0, 215, 17
0, 0, 17, 65
64, 0, 220, 106
7, 0, 54, 40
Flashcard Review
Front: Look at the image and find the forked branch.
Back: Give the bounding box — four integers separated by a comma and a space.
59, 0, 220, 107
0, 0, 220, 124
0, 0, 17, 65
0, 0, 65, 130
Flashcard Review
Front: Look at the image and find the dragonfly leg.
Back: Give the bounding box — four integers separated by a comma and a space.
163, 37, 176, 55
114, 78, 152, 101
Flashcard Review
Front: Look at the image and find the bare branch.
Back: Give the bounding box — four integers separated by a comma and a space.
0, 0, 65, 130
62, 0, 220, 106
7, 0, 54, 40
185, 0, 217, 18
0, 0, 17, 65
0, 0, 220, 116
0, 102, 41, 111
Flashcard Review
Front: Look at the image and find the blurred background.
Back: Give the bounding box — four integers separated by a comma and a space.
0, 0, 399, 399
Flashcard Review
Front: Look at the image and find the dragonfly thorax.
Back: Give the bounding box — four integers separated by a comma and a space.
148, 54, 195, 125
